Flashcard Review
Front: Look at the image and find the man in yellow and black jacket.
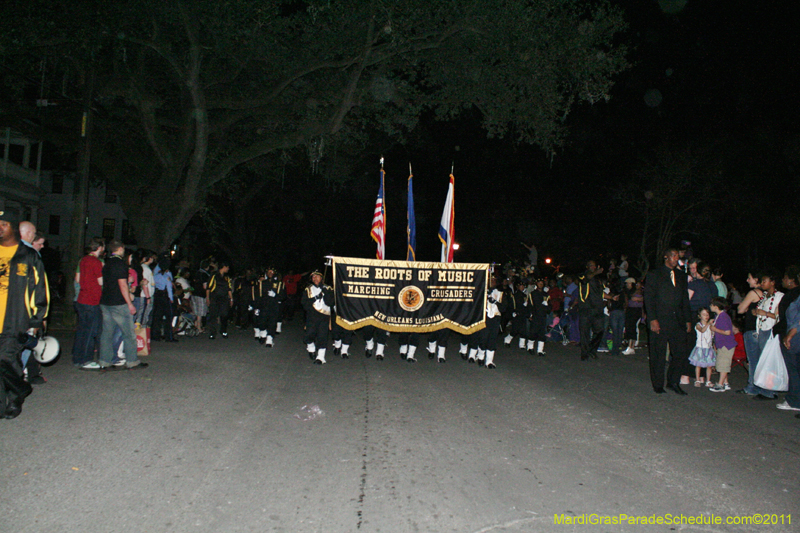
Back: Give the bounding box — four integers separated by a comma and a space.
206, 261, 233, 339
0, 211, 50, 419
576, 259, 610, 361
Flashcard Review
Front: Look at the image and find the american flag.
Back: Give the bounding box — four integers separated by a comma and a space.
371, 168, 386, 259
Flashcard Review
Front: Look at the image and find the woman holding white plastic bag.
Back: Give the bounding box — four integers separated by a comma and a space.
752, 269, 784, 400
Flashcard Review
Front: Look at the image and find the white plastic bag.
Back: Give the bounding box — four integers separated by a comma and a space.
753, 333, 789, 391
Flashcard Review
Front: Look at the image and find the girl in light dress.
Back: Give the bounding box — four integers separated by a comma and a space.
689, 308, 715, 387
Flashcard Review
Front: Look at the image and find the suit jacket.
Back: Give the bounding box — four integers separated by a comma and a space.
644, 264, 691, 328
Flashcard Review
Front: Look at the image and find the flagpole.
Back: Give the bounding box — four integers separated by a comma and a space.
438, 168, 455, 263
371, 157, 387, 260
407, 162, 416, 262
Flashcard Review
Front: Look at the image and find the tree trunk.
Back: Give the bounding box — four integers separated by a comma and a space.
64, 63, 95, 317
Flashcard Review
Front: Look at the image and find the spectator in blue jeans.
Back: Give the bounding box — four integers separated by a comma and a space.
775, 267, 800, 411
779, 295, 800, 413
607, 275, 625, 356
750, 269, 783, 400
737, 272, 765, 395
98, 240, 148, 370
74, 238, 105, 370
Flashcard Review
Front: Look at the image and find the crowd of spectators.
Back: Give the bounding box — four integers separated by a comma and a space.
6, 227, 799, 421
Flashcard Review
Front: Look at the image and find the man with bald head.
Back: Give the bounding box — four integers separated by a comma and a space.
0, 211, 50, 418
16, 222, 45, 383
19, 221, 36, 247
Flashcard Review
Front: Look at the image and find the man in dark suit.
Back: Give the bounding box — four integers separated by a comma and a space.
644, 248, 692, 395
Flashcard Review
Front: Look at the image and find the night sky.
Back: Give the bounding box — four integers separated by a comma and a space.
251, 0, 796, 277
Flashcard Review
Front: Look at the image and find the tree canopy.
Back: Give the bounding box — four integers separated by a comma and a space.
1, 0, 628, 251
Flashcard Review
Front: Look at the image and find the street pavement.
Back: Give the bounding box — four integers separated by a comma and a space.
2, 323, 798, 533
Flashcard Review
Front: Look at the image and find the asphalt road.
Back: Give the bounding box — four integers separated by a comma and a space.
2, 323, 798, 533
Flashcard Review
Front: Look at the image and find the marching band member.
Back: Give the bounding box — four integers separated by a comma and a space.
250, 272, 268, 344
527, 278, 550, 356
302, 271, 334, 364
504, 278, 531, 350
331, 304, 353, 358
362, 326, 388, 361
426, 329, 449, 363
468, 275, 506, 368
398, 332, 420, 362
262, 267, 286, 348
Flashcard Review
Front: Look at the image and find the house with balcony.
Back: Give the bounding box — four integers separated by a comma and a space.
1, 128, 130, 269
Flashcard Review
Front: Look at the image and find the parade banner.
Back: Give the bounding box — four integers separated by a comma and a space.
333, 256, 488, 334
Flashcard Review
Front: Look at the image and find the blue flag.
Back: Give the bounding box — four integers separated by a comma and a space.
406, 171, 416, 261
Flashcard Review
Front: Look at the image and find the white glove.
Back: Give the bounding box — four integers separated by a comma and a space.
254, 309, 260, 316
268, 290, 276, 297
247, 305, 253, 312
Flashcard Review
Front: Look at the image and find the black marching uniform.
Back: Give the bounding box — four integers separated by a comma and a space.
331, 304, 354, 358
260, 273, 286, 347
207, 271, 232, 339
302, 275, 334, 364
399, 332, 421, 362
362, 325, 389, 360
468, 282, 507, 368
504, 283, 531, 349
233, 274, 252, 329
527, 283, 550, 355
426, 329, 450, 362
576, 272, 606, 360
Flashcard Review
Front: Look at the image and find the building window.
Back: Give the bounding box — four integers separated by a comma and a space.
102, 218, 116, 240
48, 215, 60, 235
7, 144, 24, 166
121, 219, 136, 244
52, 175, 64, 194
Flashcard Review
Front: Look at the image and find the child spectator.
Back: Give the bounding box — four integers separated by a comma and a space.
689, 307, 715, 387
709, 297, 736, 392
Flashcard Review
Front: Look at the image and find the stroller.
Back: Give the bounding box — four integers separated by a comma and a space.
175, 312, 200, 337
546, 313, 570, 345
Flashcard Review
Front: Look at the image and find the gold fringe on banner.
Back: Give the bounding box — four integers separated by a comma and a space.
335, 315, 486, 335
332, 256, 490, 334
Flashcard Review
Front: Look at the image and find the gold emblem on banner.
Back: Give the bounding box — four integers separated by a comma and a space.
398, 286, 424, 312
